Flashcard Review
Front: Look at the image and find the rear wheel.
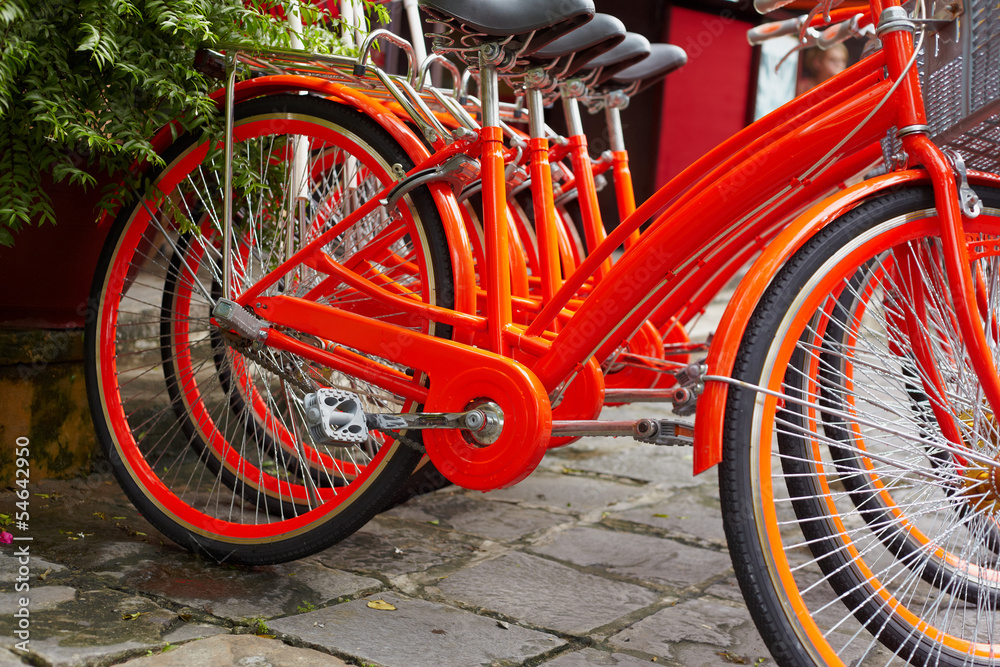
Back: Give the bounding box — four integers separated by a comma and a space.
85, 94, 453, 564
721, 186, 1000, 665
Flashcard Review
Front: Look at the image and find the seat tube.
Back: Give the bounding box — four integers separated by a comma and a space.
526, 71, 563, 306
480, 44, 513, 355
562, 81, 612, 278
604, 98, 639, 250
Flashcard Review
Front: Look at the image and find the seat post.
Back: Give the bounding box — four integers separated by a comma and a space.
479, 44, 513, 355
525, 71, 564, 307
562, 82, 612, 278
603, 91, 640, 249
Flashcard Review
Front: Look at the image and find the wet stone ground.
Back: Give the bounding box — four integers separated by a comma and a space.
0, 406, 774, 667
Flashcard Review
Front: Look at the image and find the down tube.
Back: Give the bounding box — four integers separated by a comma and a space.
525, 55, 886, 338
530, 87, 893, 391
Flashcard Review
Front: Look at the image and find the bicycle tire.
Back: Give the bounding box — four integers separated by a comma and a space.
85, 94, 454, 565
721, 185, 1000, 665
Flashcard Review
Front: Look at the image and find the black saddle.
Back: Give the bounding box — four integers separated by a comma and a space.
532, 14, 627, 77
580, 32, 652, 86
419, 0, 595, 55
611, 43, 687, 93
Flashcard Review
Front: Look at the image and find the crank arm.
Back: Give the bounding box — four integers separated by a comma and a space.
367, 409, 498, 433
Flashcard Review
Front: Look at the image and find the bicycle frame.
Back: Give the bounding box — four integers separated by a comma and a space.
525, 56, 893, 382
199, 0, 996, 490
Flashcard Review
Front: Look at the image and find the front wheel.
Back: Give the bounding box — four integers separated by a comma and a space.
721, 186, 1000, 665
85, 94, 453, 565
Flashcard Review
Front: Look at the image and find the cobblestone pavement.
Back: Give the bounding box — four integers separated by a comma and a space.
0, 407, 777, 667
0, 290, 778, 666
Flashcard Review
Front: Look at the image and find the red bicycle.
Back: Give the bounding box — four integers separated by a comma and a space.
85, 0, 1000, 662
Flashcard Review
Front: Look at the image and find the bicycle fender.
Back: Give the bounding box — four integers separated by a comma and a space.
693, 168, 950, 474
195, 75, 479, 319
142, 76, 430, 188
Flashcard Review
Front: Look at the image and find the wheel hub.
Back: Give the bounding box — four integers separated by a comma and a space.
960, 467, 1000, 514
958, 410, 1000, 514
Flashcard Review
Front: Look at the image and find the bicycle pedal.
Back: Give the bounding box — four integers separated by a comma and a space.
212, 299, 268, 341
634, 419, 694, 447
303, 389, 368, 446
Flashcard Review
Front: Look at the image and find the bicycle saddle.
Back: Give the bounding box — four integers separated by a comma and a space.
611, 43, 688, 93
579, 32, 652, 86
531, 14, 627, 77
419, 0, 595, 55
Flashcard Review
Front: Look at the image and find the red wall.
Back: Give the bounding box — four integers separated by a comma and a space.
656, 6, 754, 185
0, 175, 114, 328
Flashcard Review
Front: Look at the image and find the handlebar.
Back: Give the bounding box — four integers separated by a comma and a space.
753, 0, 797, 16
748, 10, 871, 50
747, 16, 807, 45
817, 14, 868, 49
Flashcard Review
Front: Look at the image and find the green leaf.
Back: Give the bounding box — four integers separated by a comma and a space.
0, 0, 354, 244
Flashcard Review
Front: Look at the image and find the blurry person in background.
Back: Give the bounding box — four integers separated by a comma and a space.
797, 43, 848, 94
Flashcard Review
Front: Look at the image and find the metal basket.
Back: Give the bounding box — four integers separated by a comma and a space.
920, 0, 1000, 172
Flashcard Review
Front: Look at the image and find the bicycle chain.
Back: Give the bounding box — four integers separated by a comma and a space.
221, 331, 426, 454
222, 332, 317, 394
371, 428, 426, 454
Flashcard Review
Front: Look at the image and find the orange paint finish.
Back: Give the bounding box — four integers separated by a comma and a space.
480, 126, 514, 354
567, 134, 612, 278
691, 168, 1000, 474
612, 151, 640, 249
692, 170, 924, 473
257, 294, 552, 491
529, 137, 564, 303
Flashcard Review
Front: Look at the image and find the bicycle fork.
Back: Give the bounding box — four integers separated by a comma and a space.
880, 1, 1000, 449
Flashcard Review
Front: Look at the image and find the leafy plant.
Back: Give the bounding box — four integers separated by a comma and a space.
0, 0, 386, 246
245, 615, 271, 635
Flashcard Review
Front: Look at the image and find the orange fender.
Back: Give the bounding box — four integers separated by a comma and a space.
142, 75, 478, 318
692, 168, 1000, 474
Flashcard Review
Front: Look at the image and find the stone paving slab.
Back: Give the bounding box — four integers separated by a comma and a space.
160, 623, 229, 644
608, 597, 770, 664
0, 649, 21, 667
268, 592, 565, 667
542, 647, 662, 666
604, 492, 727, 546
117, 634, 350, 667
556, 444, 705, 490
530, 526, 733, 592
479, 470, 647, 514
1, 637, 158, 667
121, 557, 380, 621
313, 515, 482, 576
435, 551, 659, 634
0, 553, 66, 585
0, 586, 76, 614
383, 492, 571, 541
0, 588, 178, 661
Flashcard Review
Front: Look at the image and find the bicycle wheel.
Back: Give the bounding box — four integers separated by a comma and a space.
721, 186, 1000, 665
85, 94, 454, 565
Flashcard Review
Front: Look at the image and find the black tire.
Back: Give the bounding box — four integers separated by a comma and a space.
85, 94, 453, 564
721, 186, 1000, 665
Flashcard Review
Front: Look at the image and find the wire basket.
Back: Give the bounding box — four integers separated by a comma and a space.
920, 0, 1000, 172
